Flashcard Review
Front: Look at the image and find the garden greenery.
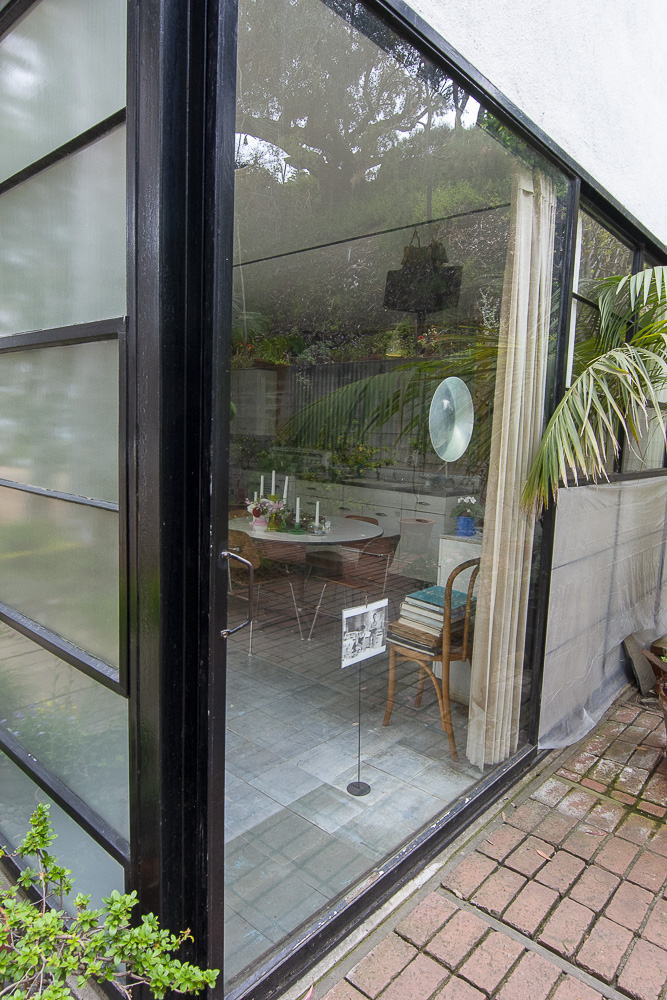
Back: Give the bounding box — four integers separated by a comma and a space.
0, 805, 218, 1000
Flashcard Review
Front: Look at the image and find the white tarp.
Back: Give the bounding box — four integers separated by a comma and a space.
539, 478, 667, 747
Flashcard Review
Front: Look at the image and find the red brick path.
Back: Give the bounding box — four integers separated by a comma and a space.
316, 696, 667, 1000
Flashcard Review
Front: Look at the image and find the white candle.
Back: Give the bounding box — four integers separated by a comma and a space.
271, 470, 276, 496
260, 475, 264, 498
283, 475, 289, 501
295, 497, 300, 523
253, 491, 258, 503
315, 500, 320, 525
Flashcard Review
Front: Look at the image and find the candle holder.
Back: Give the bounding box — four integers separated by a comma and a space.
307, 520, 326, 536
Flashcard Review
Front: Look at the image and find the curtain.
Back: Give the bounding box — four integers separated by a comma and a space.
466, 164, 557, 768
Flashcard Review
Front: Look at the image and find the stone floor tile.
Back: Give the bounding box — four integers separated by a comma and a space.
556, 788, 598, 820
575, 916, 634, 983
605, 739, 635, 764
605, 880, 653, 931
595, 836, 640, 875
629, 746, 663, 771
581, 778, 606, 793
503, 880, 559, 936
506, 799, 550, 833
557, 768, 581, 782
346, 934, 417, 998
538, 897, 594, 957
442, 853, 496, 899
533, 810, 578, 846
395, 892, 458, 947
471, 866, 526, 917
458, 931, 524, 993
638, 800, 666, 818
649, 826, 667, 857
426, 910, 488, 969
569, 864, 620, 910
477, 823, 525, 862
612, 706, 641, 724
617, 812, 657, 845
617, 938, 667, 1000
627, 850, 667, 893
643, 773, 667, 806
550, 977, 604, 1000
589, 757, 624, 784
495, 950, 560, 1000
586, 800, 626, 832
434, 977, 485, 1000
563, 750, 598, 775
615, 766, 650, 797
581, 734, 613, 756
562, 822, 607, 861
598, 721, 626, 741
642, 897, 667, 949
504, 835, 554, 877
534, 851, 585, 894
322, 982, 368, 1000
635, 710, 663, 730
644, 728, 667, 749
380, 953, 448, 1000
532, 777, 570, 807
623, 725, 651, 745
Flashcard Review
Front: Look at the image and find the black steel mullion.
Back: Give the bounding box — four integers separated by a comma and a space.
0, 110, 126, 197
0, 318, 124, 355
0, 0, 36, 39
0, 602, 120, 689
0, 725, 129, 867
0, 479, 118, 512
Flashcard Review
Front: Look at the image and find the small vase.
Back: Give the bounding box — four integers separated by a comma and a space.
252, 516, 268, 530
456, 515, 475, 537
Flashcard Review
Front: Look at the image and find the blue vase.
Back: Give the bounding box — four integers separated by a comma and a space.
456, 515, 475, 537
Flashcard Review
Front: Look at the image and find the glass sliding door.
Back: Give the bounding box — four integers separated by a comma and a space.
222, 0, 568, 986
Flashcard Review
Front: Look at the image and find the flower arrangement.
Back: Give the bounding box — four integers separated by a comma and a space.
451, 496, 483, 518
246, 497, 285, 518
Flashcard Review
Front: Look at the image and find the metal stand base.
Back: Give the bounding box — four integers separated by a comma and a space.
347, 781, 371, 797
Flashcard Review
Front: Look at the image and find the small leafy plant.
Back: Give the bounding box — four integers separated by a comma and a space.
0, 805, 218, 999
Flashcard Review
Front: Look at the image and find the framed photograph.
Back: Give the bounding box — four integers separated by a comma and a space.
341, 598, 388, 668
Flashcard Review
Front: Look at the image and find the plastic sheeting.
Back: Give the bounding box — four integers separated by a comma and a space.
539, 478, 667, 747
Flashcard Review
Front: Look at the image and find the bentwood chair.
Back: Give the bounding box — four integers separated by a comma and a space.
383, 557, 480, 761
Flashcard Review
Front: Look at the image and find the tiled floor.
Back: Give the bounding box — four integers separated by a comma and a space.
224, 570, 484, 984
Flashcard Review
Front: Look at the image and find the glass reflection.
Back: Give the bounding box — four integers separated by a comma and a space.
223, 0, 566, 985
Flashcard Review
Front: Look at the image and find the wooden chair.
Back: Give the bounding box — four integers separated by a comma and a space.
383, 557, 480, 761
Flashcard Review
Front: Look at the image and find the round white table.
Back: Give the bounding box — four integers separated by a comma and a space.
229, 515, 383, 545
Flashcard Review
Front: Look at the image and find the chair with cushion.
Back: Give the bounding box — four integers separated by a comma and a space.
383, 557, 480, 761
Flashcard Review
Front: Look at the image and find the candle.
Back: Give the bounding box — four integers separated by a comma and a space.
260, 475, 264, 498
283, 475, 289, 501
271, 470, 276, 496
315, 500, 320, 526
295, 497, 300, 523
253, 491, 258, 503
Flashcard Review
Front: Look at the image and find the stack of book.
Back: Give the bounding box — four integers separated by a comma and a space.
387, 585, 472, 654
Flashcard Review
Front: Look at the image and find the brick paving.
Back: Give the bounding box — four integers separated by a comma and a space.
309, 692, 667, 1000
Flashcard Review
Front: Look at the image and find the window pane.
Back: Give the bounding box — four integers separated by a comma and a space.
0, 621, 128, 837
0, 126, 126, 337
223, 0, 568, 985
0, 341, 118, 501
0, 752, 124, 910
0, 489, 118, 665
0, 0, 126, 182
578, 211, 634, 298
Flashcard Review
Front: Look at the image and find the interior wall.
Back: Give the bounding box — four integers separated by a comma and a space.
404, 0, 667, 248
539, 479, 667, 747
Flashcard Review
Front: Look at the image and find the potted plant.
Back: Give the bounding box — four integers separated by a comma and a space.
450, 496, 483, 536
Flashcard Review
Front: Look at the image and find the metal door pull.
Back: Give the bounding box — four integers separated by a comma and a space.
219, 550, 254, 637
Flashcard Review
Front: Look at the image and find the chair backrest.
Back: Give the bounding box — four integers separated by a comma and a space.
345, 514, 379, 525
443, 557, 480, 663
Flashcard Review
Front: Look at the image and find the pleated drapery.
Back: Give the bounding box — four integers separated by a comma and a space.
466, 165, 557, 768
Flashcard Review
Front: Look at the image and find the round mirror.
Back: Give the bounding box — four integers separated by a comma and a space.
428, 377, 474, 461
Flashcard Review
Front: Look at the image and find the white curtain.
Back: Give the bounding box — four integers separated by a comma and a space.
467, 164, 557, 768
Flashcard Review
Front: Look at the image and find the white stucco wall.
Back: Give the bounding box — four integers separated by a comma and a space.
406, 0, 667, 248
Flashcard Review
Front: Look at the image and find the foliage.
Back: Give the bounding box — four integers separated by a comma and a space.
450, 496, 484, 518
522, 267, 667, 511
0, 805, 218, 1000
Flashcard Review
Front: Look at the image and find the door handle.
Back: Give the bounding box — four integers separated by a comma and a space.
219, 549, 254, 637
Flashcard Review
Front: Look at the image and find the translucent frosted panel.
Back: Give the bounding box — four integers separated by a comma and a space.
0, 341, 118, 500
0, 622, 128, 837
0, 489, 118, 665
0, 0, 126, 182
0, 752, 124, 911
0, 126, 126, 337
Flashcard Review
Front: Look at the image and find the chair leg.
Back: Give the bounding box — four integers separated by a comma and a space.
415, 667, 426, 707
383, 645, 397, 726
440, 660, 458, 761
